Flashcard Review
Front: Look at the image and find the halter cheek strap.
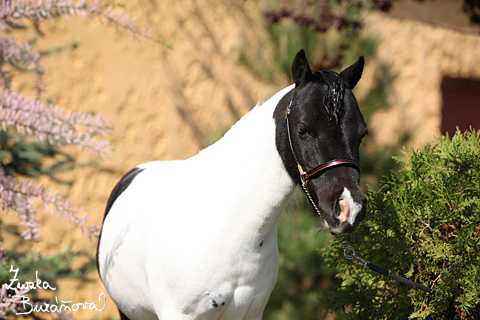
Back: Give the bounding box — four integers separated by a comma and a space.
285, 100, 361, 186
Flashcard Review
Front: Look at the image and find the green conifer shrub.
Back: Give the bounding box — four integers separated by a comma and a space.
321, 129, 480, 319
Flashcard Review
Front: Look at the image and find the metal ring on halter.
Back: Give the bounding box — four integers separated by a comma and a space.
343, 245, 362, 263
344, 246, 356, 259
343, 246, 370, 268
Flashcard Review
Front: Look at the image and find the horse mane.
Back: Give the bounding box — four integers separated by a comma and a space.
314, 70, 345, 124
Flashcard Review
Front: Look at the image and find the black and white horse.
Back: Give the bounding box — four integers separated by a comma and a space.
97, 50, 368, 320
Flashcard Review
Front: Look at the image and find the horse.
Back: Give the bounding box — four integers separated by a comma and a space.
97, 49, 368, 320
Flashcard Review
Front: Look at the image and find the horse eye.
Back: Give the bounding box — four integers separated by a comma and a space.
298, 123, 308, 135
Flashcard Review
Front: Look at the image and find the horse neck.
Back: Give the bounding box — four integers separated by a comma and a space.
195, 85, 296, 233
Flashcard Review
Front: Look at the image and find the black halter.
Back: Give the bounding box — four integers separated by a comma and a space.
284, 89, 361, 186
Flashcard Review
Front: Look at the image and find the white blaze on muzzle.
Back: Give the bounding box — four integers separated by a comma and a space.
338, 187, 363, 225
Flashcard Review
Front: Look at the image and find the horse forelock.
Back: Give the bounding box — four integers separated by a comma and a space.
314, 70, 345, 124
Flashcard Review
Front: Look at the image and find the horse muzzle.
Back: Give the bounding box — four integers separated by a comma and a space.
327, 187, 366, 234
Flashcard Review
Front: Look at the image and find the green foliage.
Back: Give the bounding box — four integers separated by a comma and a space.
0, 131, 89, 184
266, 22, 320, 81
321, 129, 480, 319
261, 22, 378, 80
265, 190, 340, 320
235, 1, 378, 84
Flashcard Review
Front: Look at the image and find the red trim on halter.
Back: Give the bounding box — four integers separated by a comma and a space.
301, 158, 361, 183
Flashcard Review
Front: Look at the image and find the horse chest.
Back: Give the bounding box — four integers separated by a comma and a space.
167, 230, 280, 319
128, 217, 280, 319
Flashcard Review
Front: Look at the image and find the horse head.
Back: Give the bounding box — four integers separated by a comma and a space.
275, 49, 368, 234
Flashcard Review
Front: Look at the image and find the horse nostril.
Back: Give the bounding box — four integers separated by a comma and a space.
337, 197, 350, 225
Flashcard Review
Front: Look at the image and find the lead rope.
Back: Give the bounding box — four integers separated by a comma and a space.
328, 212, 480, 317
301, 178, 436, 294
300, 159, 480, 317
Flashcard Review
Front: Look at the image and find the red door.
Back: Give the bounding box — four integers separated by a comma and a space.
441, 78, 480, 137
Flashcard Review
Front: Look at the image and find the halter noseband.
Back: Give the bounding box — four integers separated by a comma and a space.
285, 99, 361, 186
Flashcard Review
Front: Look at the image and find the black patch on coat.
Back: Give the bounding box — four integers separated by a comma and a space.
96, 167, 145, 277
212, 299, 225, 308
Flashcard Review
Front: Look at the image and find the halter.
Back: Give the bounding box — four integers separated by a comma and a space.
284, 99, 361, 187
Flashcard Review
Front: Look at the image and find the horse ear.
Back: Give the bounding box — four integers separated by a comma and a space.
291, 49, 313, 85
340, 56, 364, 90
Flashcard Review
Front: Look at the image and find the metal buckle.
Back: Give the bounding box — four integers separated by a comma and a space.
297, 164, 308, 186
